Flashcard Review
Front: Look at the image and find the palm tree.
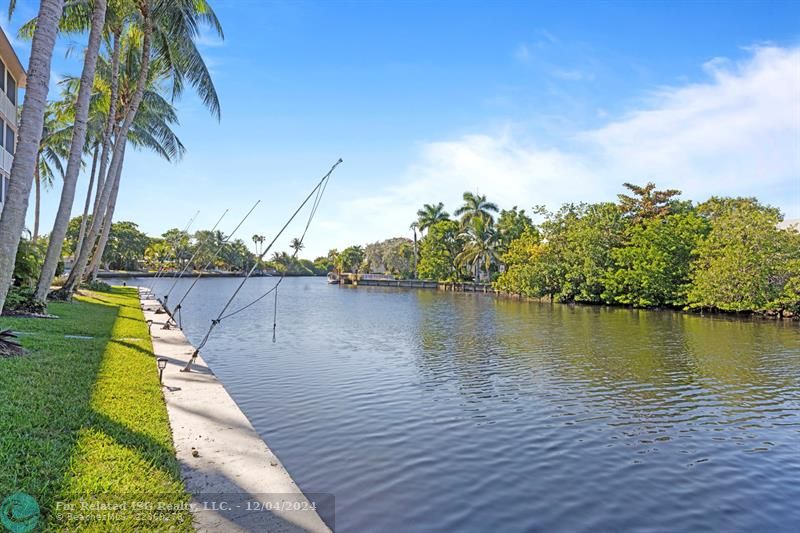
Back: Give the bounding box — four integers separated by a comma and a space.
416, 202, 449, 233
0, 0, 64, 313
252, 234, 265, 255
453, 191, 499, 226
72, 142, 100, 257
289, 237, 304, 255
86, 73, 187, 281
33, 103, 70, 242
33, 0, 107, 302
64, 0, 223, 294
410, 222, 418, 279
456, 217, 499, 282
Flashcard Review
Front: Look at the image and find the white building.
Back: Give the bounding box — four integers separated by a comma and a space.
0, 26, 26, 211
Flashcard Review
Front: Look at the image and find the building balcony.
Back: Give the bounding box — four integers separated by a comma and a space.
0, 147, 12, 175
0, 90, 15, 126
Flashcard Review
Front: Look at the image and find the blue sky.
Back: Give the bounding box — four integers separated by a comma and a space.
6, 0, 800, 258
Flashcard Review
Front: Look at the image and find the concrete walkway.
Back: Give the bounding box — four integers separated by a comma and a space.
139, 288, 331, 532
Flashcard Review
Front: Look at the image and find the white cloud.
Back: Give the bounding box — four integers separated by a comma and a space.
321, 45, 800, 251
582, 45, 800, 199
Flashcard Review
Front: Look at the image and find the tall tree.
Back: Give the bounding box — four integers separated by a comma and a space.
496, 206, 533, 252
617, 182, 681, 223
32, 103, 70, 241
86, 76, 186, 281
604, 211, 709, 307
65, 0, 222, 293
417, 220, 463, 281
289, 237, 304, 254
688, 197, 799, 312
35, 0, 108, 302
252, 234, 265, 255
63, 6, 153, 293
454, 191, 499, 226
0, 0, 64, 313
73, 142, 100, 257
336, 246, 365, 274
416, 202, 449, 233
457, 216, 499, 282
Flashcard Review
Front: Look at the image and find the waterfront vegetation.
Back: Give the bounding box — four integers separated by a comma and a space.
0, 0, 224, 316
331, 183, 800, 317
0, 287, 192, 530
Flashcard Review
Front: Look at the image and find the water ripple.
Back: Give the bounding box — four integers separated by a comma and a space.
130, 277, 800, 532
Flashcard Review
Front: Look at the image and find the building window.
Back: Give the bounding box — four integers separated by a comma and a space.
5, 124, 13, 154
0, 119, 4, 150
6, 73, 15, 105
0, 62, 5, 94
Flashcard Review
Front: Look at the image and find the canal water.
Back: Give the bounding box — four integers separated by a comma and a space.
137, 276, 799, 532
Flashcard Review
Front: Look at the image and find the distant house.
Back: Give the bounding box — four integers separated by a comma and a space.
0, 26, 26, 213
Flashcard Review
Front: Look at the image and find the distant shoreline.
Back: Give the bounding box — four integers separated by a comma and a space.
95, 271, 324, 279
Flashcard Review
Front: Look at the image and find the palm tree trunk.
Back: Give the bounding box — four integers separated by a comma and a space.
64, 11, 152, 293
412, 227, 418, 279
87, 148, 125, 281
73, 143, 100, 264
0, 0, 64, 314
87, 32, 121, 241
32, 163, 40, 242
35, 0, 108, 302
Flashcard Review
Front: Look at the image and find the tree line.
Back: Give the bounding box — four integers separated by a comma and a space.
0, 0, 223, 315
332, 183, 800, 316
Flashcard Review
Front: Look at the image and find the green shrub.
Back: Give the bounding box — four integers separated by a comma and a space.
4, 286, 47, 315
13, 237, 45, 287
81, 280, 113, 292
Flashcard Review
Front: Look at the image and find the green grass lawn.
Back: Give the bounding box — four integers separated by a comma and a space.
0, 287, 193, 531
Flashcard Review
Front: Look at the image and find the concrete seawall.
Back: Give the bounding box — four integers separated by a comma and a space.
139, 288, 330, 532
343, 277, 496, 293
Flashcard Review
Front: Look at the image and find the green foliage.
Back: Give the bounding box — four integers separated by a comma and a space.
494, 203, 628, 301
364, 237, 415, 278
687, 197, 800, 312
336, 246, 366, 274
221, 238, 255, 272
454, 191, 499, 226
313, 255, 335, 273
617, 182, 682, 223
494, 228, 551, 297
64, 215, 91, 257
101, 221, 152, 270
457, 216, 500, 282
12, 237, 46, 287
269, 251, 316, 275
544, 202, 628, 303
496, 206, 534, 251
161, 228, 193, 266
604, 212, 709, 307
3, 286, 47, 315
418, 220, 464, 281
144, 239, 171, 269
81, 280, 113, 292
416, 202, 450, 232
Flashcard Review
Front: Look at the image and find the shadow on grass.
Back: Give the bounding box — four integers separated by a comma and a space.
109, 338, 155, 359
0, 292, 118, 515
1, 287, 192, 529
